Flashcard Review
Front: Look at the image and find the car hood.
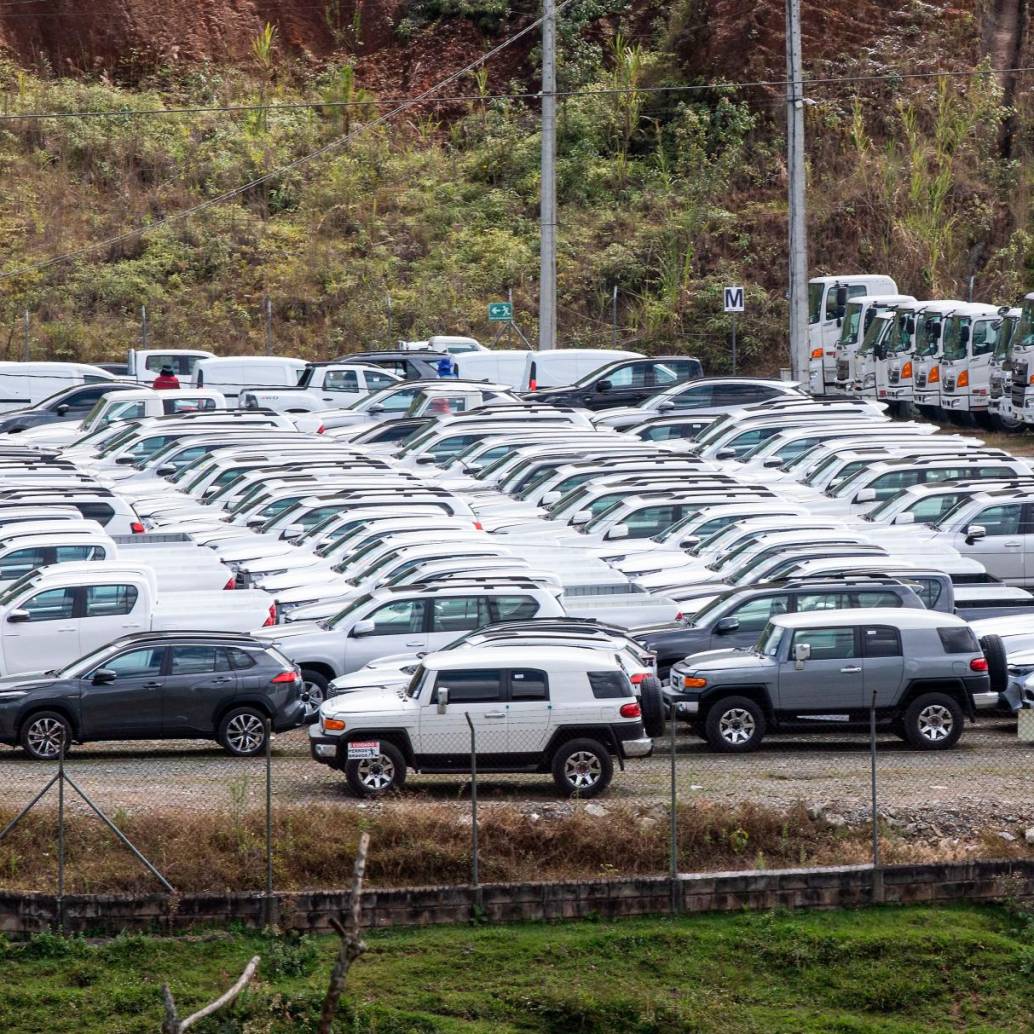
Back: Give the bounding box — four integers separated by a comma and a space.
251, 621, 325, 642
320, 687, 416, 717
0, 671, 72, 693
674, 648, 773, 673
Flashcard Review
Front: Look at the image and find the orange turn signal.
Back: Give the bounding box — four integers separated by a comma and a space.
901, 361, 912, 379
682, 676, 708, 689
323, 718, 346, 731
929, 366, 940, 383
810, 347, 823, 359
957, 370, 969, 388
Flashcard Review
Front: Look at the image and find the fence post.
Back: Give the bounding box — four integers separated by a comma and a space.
464, 712, 482, 914
264, 718, 277, 927
57, 736, 65, 936
869, 690, 883, 903
669, 707, 679, 915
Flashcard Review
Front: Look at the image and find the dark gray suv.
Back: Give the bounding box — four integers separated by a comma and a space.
0, 631, 306, 759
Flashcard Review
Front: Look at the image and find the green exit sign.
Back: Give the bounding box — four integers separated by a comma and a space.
488, 301, 513, 321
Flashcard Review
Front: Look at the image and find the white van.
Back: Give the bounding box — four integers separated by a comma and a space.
127, 349, 215, 385
426, 335, 486, 355
454, 349, 641, 390
194, 356, 307, 404
0, 362, 117, 414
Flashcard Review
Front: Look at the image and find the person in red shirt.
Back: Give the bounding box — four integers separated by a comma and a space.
152, 365, 180, 390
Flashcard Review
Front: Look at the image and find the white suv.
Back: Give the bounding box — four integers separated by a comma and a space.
309, 646, 661, 798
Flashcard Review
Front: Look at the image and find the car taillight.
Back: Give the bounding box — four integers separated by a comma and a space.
675, 612, 684, 622
929, 366, 939, 383
316, 424, 325, 434
901, 361, 912, 379
619, 701, 641, 718
130, 522, 145, 534
810, 347, 823, 359
474, 521, 484, 530
271, 670, 298, 683
223, 576, 235, 590
629, 672, 647, 685
528, 378, 537, 391
262, 604, 276, 627
970, 657, 989, 672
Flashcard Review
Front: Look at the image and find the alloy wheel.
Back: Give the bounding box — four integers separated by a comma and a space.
357, 754, 396, 791
564, 750, 602, 790
917, 704, 953, 742
26, 718, 65, 759
718, 708, 756, 745
226, 713, 265, 753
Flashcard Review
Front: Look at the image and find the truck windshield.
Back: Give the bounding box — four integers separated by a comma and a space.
757, 622, 784, 657
891, 312, 914, 353
914, 313, 943, 357
857, 314, 888, 356
995, 317, 1016, 361
0, 571, 40, 607
808, 283, 824, 324
941, 318, 970, 361
838, 302, 864, 345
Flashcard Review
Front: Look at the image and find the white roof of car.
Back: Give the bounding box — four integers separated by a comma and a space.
421, 645, 621, 672
771, 608, 965, 630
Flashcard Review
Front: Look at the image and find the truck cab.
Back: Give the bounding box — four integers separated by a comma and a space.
832, 294, 911, 395
1006, 293, 1034, 427
937, 303, 1006, 422
874, 300, 927, 414
808, 274, 898, 394
987, 307, 1022, 430
911, 300, 963, 416
855, 305, 913, 399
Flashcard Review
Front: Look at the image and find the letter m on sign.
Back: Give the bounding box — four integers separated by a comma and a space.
723, 286, 744, 313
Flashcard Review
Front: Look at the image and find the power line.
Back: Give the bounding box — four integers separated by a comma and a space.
0, 63, 1024, 122
0, 0, 579, 285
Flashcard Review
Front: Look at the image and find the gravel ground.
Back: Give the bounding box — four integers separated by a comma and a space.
1, 718, 1031, 838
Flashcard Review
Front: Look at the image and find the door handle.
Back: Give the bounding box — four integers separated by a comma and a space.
840, 666, 862, 674
484, 712, 506, 719
144, 681, 162, 689
405, 640, 423, 647
211, 677, 233, 684
1004, 541, 1022, 547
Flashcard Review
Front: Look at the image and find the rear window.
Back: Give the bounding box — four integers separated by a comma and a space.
588, 670, 633, 699
937, 626, 980, 653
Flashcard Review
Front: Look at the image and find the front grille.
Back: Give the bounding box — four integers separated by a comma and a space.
990, 374, 1002, 399
944, 377, 956, 393
1012, 364, 1027, 405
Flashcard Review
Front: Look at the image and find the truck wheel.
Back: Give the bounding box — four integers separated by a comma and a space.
218, 708, 269, 756
979, 635, 1008, 698
990, 413, 1022, 432
704, 696, 765, 753
299, 669, 329, 717
345, 741, 407, 797
638, 676, 666, 738
20, 711, 71, 760
902, 693, 964, 750
551, 738, 613, 798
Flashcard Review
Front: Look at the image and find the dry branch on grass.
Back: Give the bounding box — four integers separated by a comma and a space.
161, 954, 260, 1034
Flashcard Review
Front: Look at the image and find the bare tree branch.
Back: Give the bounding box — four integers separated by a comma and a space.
318, 832, 370, 1034
161, 955, 260, 1034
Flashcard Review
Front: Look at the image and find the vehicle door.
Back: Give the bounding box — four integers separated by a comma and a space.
710, 593, 791, 650
859, 625, 905, 708
776, 625, 863, 712
418, 666, 508, 764
55, 385, 116, 421
78, 645, 167, 739
428, 596, 493, 653
2, 586, 80, 674
162, 645, 238, 735
954, 503, 1026, 583
665, 383, 714, 412
345, 597, 429, 671
78, 583, 145, 655
822, 283, 868, 351
587, 361, 654, 409
322, 368, 361, 406
505, 667, 552, 757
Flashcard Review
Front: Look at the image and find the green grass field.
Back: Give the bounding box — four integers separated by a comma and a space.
2, 905, 1034, 1032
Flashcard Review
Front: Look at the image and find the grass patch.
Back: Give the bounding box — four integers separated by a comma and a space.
1, 905, 1034, 1032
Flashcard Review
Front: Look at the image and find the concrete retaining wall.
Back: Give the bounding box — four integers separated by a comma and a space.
2, 860, 1032, 937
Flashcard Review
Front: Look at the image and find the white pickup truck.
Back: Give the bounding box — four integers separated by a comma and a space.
0, 562, 274, 675
238, 364, 402, 414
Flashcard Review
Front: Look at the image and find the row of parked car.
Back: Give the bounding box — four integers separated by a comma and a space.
0, 350, 1028, 799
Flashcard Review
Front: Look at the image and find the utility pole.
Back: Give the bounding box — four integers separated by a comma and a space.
264, 295, 273, 355
611, 285, 618, 348
140, 305, 149, 350
785, 0, 809, 382
538, 0, 557, 352
22, 309, 29, 361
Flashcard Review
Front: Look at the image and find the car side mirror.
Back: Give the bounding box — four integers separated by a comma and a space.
793, 642, 811, 668
6, 609, 28, 623
762, 457, 783, 468
606, 524, 629, 540
714, 448, 736, 461
715, 617, 740, 635
92, 668, 117, 685
156, 464, 176, 476
414, 455, 437, 465
596, 379, 611, 393
679, 536, 700, 549
540, 491, 561, 506
657, 400, 676, 411
965, 524, 986, 544
570, 510, 592, 526
55, 404, 69, 416
854, 488, 877, 503
893, 512, 916, 525
351, 618, 375, 637
246, 516, 266, 529
368, 404, 386, 414
115, 455, 136, 465
281, 524, 304, 539
437, 687, 449, 714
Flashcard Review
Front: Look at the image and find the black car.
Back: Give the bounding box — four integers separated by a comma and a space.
0, 382, 138, 434
634, 578, 926, 677
335, 350, 447, 380
526, 356, 703, 411
0, 632, 307, 760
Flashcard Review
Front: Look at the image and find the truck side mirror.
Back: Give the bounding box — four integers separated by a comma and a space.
92, 668, 117, 685
793, 642, 811, 668
965, 524, 986, 544
715, 617, 740, 635
437, 687, 449, 714
606, 524, 629, 540
6, 609, 28, 623
596, 379, 612, 392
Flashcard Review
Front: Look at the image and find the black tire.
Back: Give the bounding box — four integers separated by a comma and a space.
299, 669, 330, 717
20, 710, 71, 760
344, 741, 407, 797
551, 738, 613, 798
902, 693, 964, 750
638, 675, 666, 738
704, 696, 766, 753
989, 412, 1023, 433
917, 405, 940, 421
979, 634, 1008, 698
218, 707, 269, 757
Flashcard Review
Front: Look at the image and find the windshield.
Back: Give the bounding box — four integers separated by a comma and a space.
941, 317, 969, 362
857, 313, 887, 356
57, 640, 124, 678
572, 361, 620, 387
891, 311, 915, 353
686, 591, 740, 628
995, 317, 1016, 361
0, 571, 40, 607
914, 313, 943, 357
325, 593, 374, 630
579, 498, 624, 531
808, 283, 824, 324
838, 302, 863, 345
932, 498, 971, 530
800, 452, 845, 486
758, 622, 784, 657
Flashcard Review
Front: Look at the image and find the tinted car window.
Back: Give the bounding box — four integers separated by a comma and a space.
862, 625, 902, 657
434, 668, 503, 703
366, 370, 398, 391
0, 548, 48, 579
431, 596, 492, 633
84, 584, 138, 617
228, 648, 257, 669
170, 646, 231, 674
974, 504, 1023, 535
588, 670, 633, 699
938, 626, 980, 653
853, 591, 903, 608
510, 668, 549, 701
671, 385, 713, 408
23, 587, 75, 621
727, 594, 790, 632
77, 503, 115, 526
326, 370, 360, 392
56, 545, 103, 563
103, 647, 164, 678
791, 627, 857, 659
367, 599, 425, 635
795, 592, 848, 613
492, 595, 540, 622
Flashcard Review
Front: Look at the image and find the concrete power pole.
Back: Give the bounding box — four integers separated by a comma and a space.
538, 0, 557, 351
785, 0, 809, 382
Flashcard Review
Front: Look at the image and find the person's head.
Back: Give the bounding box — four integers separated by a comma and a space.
160, 365, 175, 376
